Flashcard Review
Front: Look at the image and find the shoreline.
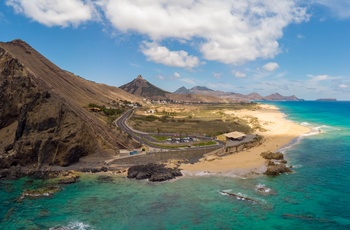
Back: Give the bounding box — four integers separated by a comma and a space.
179, 104, 311, 175
1, 104, 310, 181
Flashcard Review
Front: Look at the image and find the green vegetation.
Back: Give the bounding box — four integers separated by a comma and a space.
129, 103, 255, 137
88, 103, 124, 116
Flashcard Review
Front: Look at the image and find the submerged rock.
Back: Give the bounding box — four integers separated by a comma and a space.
58, 176, 79, 184
127, 163, 182, 182
20, 185, 61, 200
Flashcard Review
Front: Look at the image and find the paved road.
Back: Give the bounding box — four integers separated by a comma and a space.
115, 109, 223, 150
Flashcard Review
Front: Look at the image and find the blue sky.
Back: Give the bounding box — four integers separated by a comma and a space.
1, 0, 350, 100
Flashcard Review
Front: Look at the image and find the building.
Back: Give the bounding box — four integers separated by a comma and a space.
217, 131, 246, 142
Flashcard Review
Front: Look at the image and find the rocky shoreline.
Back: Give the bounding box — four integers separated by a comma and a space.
127, 163, 182, 182
260, 151, 293, 176
0, 149, 293, 183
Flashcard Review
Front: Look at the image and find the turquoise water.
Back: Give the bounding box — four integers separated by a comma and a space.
1, 101, 350, 229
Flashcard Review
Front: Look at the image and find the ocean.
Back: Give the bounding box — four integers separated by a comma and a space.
1, 101, 350, 230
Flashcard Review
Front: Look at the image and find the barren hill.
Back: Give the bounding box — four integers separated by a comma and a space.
0, 39, 142, 172
120, 76, 231, 103
173, 86, 303, 102
120, 75, 169, 100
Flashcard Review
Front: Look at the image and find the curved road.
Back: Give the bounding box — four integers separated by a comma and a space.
115, 109, 223, 150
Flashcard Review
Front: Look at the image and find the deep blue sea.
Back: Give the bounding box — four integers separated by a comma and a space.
1, 101, 350, 230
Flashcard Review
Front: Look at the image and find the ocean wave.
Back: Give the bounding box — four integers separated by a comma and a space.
181, 170, 217, 177
49, 221, 95, 230
181, 168, 266, 179
279, 122, 340, 153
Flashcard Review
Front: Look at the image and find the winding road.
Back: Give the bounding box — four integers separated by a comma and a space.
115, 109, 223, 150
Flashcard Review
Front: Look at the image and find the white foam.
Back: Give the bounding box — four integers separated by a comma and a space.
278, 122, 340, 153
255, 184, 272, 193
49, 221, 95, 230
181, 168, 266, 179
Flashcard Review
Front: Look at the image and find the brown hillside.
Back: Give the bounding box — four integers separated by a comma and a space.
120, 75, 169, 100
0, 39, 141, 170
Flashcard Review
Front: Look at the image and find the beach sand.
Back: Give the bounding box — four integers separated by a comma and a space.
180, 104, 310, 175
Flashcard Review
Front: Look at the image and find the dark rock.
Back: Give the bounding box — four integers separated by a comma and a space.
0, 168, 9, 179
101, 166, 108, 172
265, 164, 293, 176
127, 163, 182, 182
220, 191, 259, 203
149, 172, 174, 182
261, 151, 284, 160
135, 171, 150, 180
58, 176, 79, 184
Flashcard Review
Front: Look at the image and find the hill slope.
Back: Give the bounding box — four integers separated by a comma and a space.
0, 39, 141, 173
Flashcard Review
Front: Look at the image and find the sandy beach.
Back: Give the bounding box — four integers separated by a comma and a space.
180, 104, 310, 175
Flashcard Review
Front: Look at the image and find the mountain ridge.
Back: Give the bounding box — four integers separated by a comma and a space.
173, 86, 303, 101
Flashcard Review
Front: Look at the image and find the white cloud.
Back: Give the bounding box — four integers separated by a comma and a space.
263, 62, 279, 71
339, 84, 348, 89
103, 0, 309, 65
315, 0, 350, 19
6, 0, 97, 27
6, 0, 311, 65
173, 72, 181, 78
233, 71, 246, 78
140, 42, 201, 68
308, 74, 331, 81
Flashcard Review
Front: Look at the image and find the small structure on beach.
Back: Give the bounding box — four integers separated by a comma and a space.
217, 131, 246, 142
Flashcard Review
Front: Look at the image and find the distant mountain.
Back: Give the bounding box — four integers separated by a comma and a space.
263, 93, 303, 101
316, 98, 337, 101
174, 86, 190, 94
120, 75, 170, 100
246, 92, 264, 101
191, 86, 213, 91
173, 86, 303, 102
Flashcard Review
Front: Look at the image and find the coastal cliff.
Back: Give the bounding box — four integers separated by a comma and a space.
0, 40, 141, 177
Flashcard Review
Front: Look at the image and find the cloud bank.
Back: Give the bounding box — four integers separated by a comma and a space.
6, 0, 310, 66
6, 0, 96, 27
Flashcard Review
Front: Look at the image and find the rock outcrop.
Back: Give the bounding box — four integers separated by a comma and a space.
127, 163, 182, 182
261, 151, 284, 160
264, 162, 293, 176
261, 151, 293, 176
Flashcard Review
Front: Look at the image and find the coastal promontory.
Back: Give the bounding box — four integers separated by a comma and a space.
0, 39, 141, 178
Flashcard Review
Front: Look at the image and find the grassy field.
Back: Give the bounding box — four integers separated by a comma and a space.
128, 103, 259, 137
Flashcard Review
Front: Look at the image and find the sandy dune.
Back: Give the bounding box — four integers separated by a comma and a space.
180, 104, 310, 175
